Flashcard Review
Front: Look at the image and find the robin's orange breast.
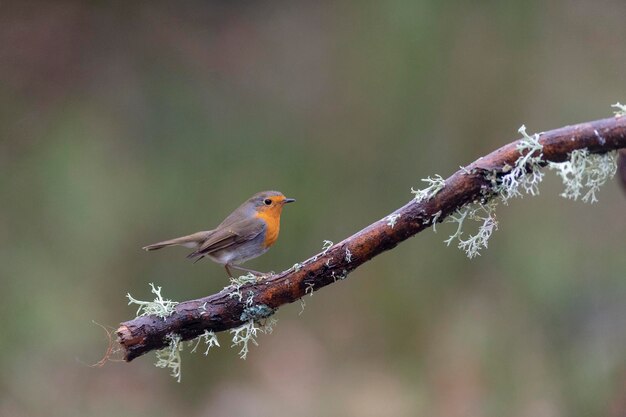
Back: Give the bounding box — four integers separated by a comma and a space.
255, 210, 281, 248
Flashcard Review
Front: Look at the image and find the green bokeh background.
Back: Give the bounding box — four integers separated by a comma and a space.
1, 1, 625, 416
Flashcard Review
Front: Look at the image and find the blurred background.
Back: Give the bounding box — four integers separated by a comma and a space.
1, 1, 625, 416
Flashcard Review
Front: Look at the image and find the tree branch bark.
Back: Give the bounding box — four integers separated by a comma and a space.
117, 115, 626, 362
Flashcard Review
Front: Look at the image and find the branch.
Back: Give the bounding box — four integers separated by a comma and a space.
117, 115, 626, 362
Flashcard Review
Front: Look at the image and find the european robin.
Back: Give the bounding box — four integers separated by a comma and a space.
142, 191, 295, 277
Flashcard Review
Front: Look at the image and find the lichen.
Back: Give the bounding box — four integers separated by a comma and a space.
230, 318, 277, 360
457, 204, 498, 258
155, 334, 183, 382
548, 149, 617, 203
411, 174, 446, 202
245, 290, 255, 307
437, 121, 618, 259
612, 102, 626, 117
498, 125, 545, 203
444, 201, 498, 258
443, 207, 469, 248
438, 125, 541, 258
331, 269, 348, 281
227, 273, 258, 302
428, 210, 443, 233
189, 330, 220, 355
126, 283, 178, 320
385, 213, 401, 228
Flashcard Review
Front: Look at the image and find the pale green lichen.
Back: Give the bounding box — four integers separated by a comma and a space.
230, 318, 277, 359
229, 272, 258, 288
457, 203, 498, 258
459, 165, 473, 175
344, 248, 352, 263
548, 149, 617, 203
433, 210, 443, 232
437, 121, 618, 259
308, 240, 335, 263
385, 213, 401, 228
189, 330, 220, 356
612, 102, 626, 117
498, 125, 545, 203
441, 124, 542, 257
155, 334, 183, 383
444, 201, 498, 258
331, 269, 349, 282
298, 298, 307, 316
127, 279, 280, 381
155, 330, 221, 382
227, 273, 258, 302
443, 208, 469, 247
426, 210, 443, 233
226, 275, 280, 359
126, 283, 178, 320
245, 290, 255, 307
412, 174, 446, 202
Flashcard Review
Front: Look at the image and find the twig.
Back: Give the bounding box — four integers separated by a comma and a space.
117, 115, 626, 362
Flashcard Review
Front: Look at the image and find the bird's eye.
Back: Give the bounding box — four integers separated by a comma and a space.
264, 198, 272, 205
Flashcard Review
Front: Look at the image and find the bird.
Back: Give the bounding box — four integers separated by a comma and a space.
142, 190, 295, 277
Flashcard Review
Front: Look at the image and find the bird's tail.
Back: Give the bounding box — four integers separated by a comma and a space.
142, 231, 212, 251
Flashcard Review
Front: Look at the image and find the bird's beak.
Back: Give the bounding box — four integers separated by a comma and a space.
283, 198, 296, 204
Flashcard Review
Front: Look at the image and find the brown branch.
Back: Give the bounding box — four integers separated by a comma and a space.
117, 115, 626, 362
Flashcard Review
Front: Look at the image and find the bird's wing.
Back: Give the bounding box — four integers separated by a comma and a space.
143, 231, 213, 251
186, 217, 265, 259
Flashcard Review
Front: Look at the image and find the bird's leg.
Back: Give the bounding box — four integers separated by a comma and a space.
225, 264, 234, 278
230, 264, 267, 277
